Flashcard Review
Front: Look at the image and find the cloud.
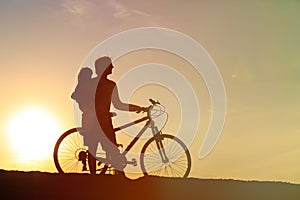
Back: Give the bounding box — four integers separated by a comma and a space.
60, 0, 161, 28
62, 0, 94, 16
107, 0, 151, 19
62, 0, 151, 19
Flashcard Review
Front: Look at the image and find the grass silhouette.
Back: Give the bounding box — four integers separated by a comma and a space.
0, 170, 299, 200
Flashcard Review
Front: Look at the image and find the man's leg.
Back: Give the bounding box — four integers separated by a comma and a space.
82, 113, 98, 174
88, 142, 97, 174
104, 140, 126, 177
99, 118, 127, 177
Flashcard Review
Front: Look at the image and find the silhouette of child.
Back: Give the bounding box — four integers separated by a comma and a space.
72, 67, 99, 174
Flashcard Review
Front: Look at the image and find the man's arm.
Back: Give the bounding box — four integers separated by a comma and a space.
111, 85, 142, 112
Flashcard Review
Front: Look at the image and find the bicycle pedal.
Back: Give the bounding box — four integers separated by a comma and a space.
132, 158, 137, 166
127, 158, 137, 166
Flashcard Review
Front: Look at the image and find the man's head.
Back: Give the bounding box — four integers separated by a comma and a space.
95, 56, 113, 77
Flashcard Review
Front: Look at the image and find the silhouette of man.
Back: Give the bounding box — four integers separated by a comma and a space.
71, 67, 99, 174
94, 56, 143, 176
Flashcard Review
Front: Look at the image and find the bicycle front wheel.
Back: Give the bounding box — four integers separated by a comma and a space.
140, 134, 191, 178
53, 128, 88, 173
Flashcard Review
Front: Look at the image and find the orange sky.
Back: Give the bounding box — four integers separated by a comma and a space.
0, 0, 300, 183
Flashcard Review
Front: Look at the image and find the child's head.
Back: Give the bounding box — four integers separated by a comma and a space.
78, 67, 93, 81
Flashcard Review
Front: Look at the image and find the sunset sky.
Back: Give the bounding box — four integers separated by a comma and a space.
1, 0, 300, 183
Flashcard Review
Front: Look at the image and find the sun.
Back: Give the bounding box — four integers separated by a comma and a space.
7, 107, 61, 162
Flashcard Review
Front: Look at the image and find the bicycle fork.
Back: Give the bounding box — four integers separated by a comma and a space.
151, 123, 169, 163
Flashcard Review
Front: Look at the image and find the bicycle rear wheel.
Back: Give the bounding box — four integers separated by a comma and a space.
54, 128, 110, 174
53, 128, 89, 173
140, 134, 191, 178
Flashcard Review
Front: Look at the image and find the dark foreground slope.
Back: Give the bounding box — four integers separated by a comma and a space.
0, 170, 299, 200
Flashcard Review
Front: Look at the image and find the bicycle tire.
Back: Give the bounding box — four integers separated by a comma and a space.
53, 128, 90, 173
140, 134, 191, 178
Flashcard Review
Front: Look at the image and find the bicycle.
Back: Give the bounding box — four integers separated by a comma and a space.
53, 99, 191, 178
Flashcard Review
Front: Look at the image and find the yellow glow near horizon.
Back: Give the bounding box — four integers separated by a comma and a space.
7, 107, 61, 163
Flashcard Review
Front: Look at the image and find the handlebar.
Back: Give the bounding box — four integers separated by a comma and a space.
138, 99, 161, 114
149, 98, 160, 105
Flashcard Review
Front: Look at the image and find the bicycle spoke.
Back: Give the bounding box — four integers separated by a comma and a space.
54, 128, 109, 174
54, 129, 87, 173
140, 134, 191, 178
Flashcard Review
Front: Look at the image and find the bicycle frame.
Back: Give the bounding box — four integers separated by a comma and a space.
113, 115, 156, 156
91, 111, 159, 170
92, 103, 169, 171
